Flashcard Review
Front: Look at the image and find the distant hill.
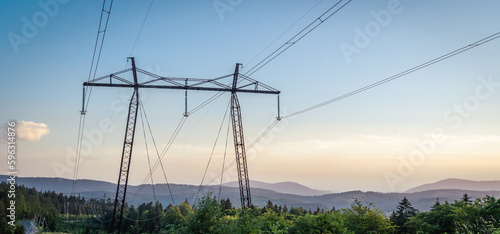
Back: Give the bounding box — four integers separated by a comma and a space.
223, 180, 332, 196
2, 175, 500, 213
405, 178, 500, 193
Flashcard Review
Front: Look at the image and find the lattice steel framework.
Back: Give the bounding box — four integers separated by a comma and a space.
230, 64, 251, 209
83, 58, 279, 232
111, 58, 139, 233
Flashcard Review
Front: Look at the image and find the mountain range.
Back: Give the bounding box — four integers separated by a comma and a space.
222, 180, 332, 196
405, 178, 500, 193
1, 175, 499, 213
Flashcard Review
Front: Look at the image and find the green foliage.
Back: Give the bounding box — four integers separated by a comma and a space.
342, 199, 395, 234
256, 210, 292, 233
4, 183, 500, 233
289, 212, 352, 234
390, 197, 418, 233
185, 194, 224, 233
405, 194, 500, 233
13, 225, 25, 234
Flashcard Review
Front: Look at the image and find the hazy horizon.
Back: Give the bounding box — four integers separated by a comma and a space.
1, 1, 499, 194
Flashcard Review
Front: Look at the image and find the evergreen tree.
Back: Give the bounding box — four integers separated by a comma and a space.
390, 197, 418, 233
220, 198, 232, 212
432, 198, 440, 210
461, 193, 472, 205
265, 200, 274, 210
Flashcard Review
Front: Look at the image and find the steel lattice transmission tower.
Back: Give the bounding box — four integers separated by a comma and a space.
83, 58, 280, 232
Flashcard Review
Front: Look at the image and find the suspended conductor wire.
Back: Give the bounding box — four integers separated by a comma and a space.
139, 103, 157, 204
189, 91, 226, 115
245, 0, 325, 67
90, 203, 112, 223
204, 119, 279, 187
177, 87, 229, 153
129, 116, 186, 203
244, 0, 352, 76
246, 120, 279, 150
86, 0, 114, 83
73, 0, 114, 195
203, 32, 500, 186
84, 0, 115, 112
218, 118, 231, 200
139, 100, 177, 206
129, 0, 155, 56
71, 114, 85, 195
131, 116, 187, 200
282, 31, 500, 119
89, 89, 121, 180
194, 99, 231, 205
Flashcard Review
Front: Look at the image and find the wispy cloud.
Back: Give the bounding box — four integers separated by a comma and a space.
2, 121, 50, 141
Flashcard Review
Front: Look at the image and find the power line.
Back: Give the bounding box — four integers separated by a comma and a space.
244, 0, 325, 67
203, 120, 280, 187
140, 101, 177, 206
130, 0, 155, 56
218, 117, 231, 200
129, 116, 186, 202
139, 104, 157, 204
282, 31, 500, 119
129, 87, 228, 203
84, 0, 115, 112
193, 1, 354, 188
73, 0, 114, 195
86, 0, 114, 84
71, 114, 85, 195
244, 0, 353, 76
194, 99, 231, 204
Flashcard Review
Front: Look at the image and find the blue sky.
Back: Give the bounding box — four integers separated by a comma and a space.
1, 0, 500, 193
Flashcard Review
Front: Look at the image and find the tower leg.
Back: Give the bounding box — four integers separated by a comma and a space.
111, 89, 139, 233
231, 92, 251, 209
230, 63, 252, 209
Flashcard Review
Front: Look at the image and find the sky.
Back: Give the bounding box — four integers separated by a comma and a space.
1, 0, 499, 194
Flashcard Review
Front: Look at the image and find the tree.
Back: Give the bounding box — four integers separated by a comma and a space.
408, 201, 457, 233
219, 198, 233, 216
161, 205, 185, 230
390, 197, 418, 233
14, 225, 25, 234
255, 210, 292, 233
432, 198, 440, 209
342, 199, 395, 234
461, 193, 472, 205
289, 212, 351, 233
266, 200, 274, 210
178, 200, 193, 217
185, 193, 223, 233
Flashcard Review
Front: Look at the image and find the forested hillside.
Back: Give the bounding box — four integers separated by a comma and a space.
1, 182, 500, 233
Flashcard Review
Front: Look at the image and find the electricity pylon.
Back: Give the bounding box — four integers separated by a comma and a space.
83, 57, 280, 232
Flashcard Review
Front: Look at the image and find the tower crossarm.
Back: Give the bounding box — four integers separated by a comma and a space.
83, 67, 280, 95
